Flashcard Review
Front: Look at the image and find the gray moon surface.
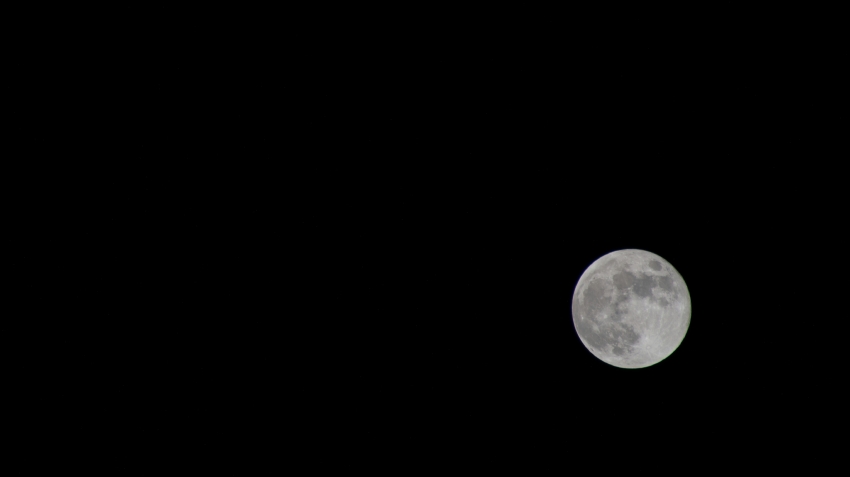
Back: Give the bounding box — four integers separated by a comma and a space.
572, 249, 691, 369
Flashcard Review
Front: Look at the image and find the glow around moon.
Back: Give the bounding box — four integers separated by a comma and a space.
572, 249, 691, 369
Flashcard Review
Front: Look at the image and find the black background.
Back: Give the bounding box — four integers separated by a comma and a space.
12, 3, 844, 471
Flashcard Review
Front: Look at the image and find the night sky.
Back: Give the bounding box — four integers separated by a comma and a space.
15, 3, 842, 470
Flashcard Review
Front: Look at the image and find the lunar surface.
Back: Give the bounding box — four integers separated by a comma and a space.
572, 249, 690, 368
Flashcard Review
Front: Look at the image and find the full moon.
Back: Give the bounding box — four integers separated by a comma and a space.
572, 249, 691, 368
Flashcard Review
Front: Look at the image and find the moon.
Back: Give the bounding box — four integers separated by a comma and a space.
572, 249, 691, 368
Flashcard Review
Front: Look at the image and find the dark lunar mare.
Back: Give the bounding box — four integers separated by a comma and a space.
613, 270, 658, 298
612, 271, 636, 289
632, 273, 655, 298
655, 275, 674, 292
